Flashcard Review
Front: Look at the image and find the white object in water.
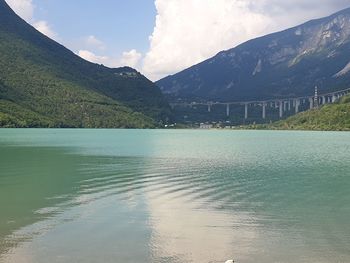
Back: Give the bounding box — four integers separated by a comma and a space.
225, 260, 234, 263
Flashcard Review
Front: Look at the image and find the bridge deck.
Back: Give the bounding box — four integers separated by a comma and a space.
170, 87, 350, 107
169, 87, 350, 120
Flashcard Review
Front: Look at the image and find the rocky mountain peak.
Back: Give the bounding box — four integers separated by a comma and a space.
157, 7, 350, 102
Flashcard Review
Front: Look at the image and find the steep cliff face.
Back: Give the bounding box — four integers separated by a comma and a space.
157, 7, 350, 102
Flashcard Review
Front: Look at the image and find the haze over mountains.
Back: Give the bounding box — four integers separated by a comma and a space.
0, 0, 171, 128
157, 7, 350, 103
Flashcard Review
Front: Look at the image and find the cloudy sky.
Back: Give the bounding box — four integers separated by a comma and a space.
5, 0, 350, 80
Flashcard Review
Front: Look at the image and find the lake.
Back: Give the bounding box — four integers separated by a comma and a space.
0, 129, 350, 263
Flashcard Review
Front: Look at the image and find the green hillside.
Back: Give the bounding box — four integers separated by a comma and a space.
0, 0, 171, 128
269, 96, 350, 131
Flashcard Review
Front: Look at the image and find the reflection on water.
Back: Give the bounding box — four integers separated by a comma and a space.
0, 147, 80, 256
0, 129, 350, 263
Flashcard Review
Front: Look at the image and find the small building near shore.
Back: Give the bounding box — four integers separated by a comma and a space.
199, 123, 213, 129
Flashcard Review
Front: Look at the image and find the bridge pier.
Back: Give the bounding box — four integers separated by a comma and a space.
262, 103, 266, 119
332, 94, 337, 103
295, 99, 300, 114
244, 103, 248, 119
309, 98, 314, 109
279, 101, 283, 118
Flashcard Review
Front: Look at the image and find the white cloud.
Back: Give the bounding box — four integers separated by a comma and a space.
250, 0, 350, 30
5, 0, 58, 40
5, 0, 33, 21
143, 0, 350, 81
84, 35, 106, 50
142, 0, 272, 81
77, 49, 142, 69
78, 50, 113, 66
33, 20, 57, 40
120, 49, 142, 68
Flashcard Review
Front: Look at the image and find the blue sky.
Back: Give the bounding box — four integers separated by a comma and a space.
32, 0, 156, 55
5, 0, 350, 80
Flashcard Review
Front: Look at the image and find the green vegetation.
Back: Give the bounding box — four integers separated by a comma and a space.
269, 96, 350, 131
0, 0, 171, 128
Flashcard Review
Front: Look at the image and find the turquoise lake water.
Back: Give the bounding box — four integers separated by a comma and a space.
0, 129, 349, 263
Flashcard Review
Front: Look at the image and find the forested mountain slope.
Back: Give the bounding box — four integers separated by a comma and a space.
0, 0, 171, 128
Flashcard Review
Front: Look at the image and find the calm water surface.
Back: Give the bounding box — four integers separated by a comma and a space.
0, 129, 350, 263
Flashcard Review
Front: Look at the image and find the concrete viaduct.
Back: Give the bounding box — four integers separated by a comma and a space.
169, 87, 350, 120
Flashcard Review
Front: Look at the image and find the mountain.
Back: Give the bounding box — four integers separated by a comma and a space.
269, 95, 350, 131
0, 0, 171, 128
157, 7, 350, 103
